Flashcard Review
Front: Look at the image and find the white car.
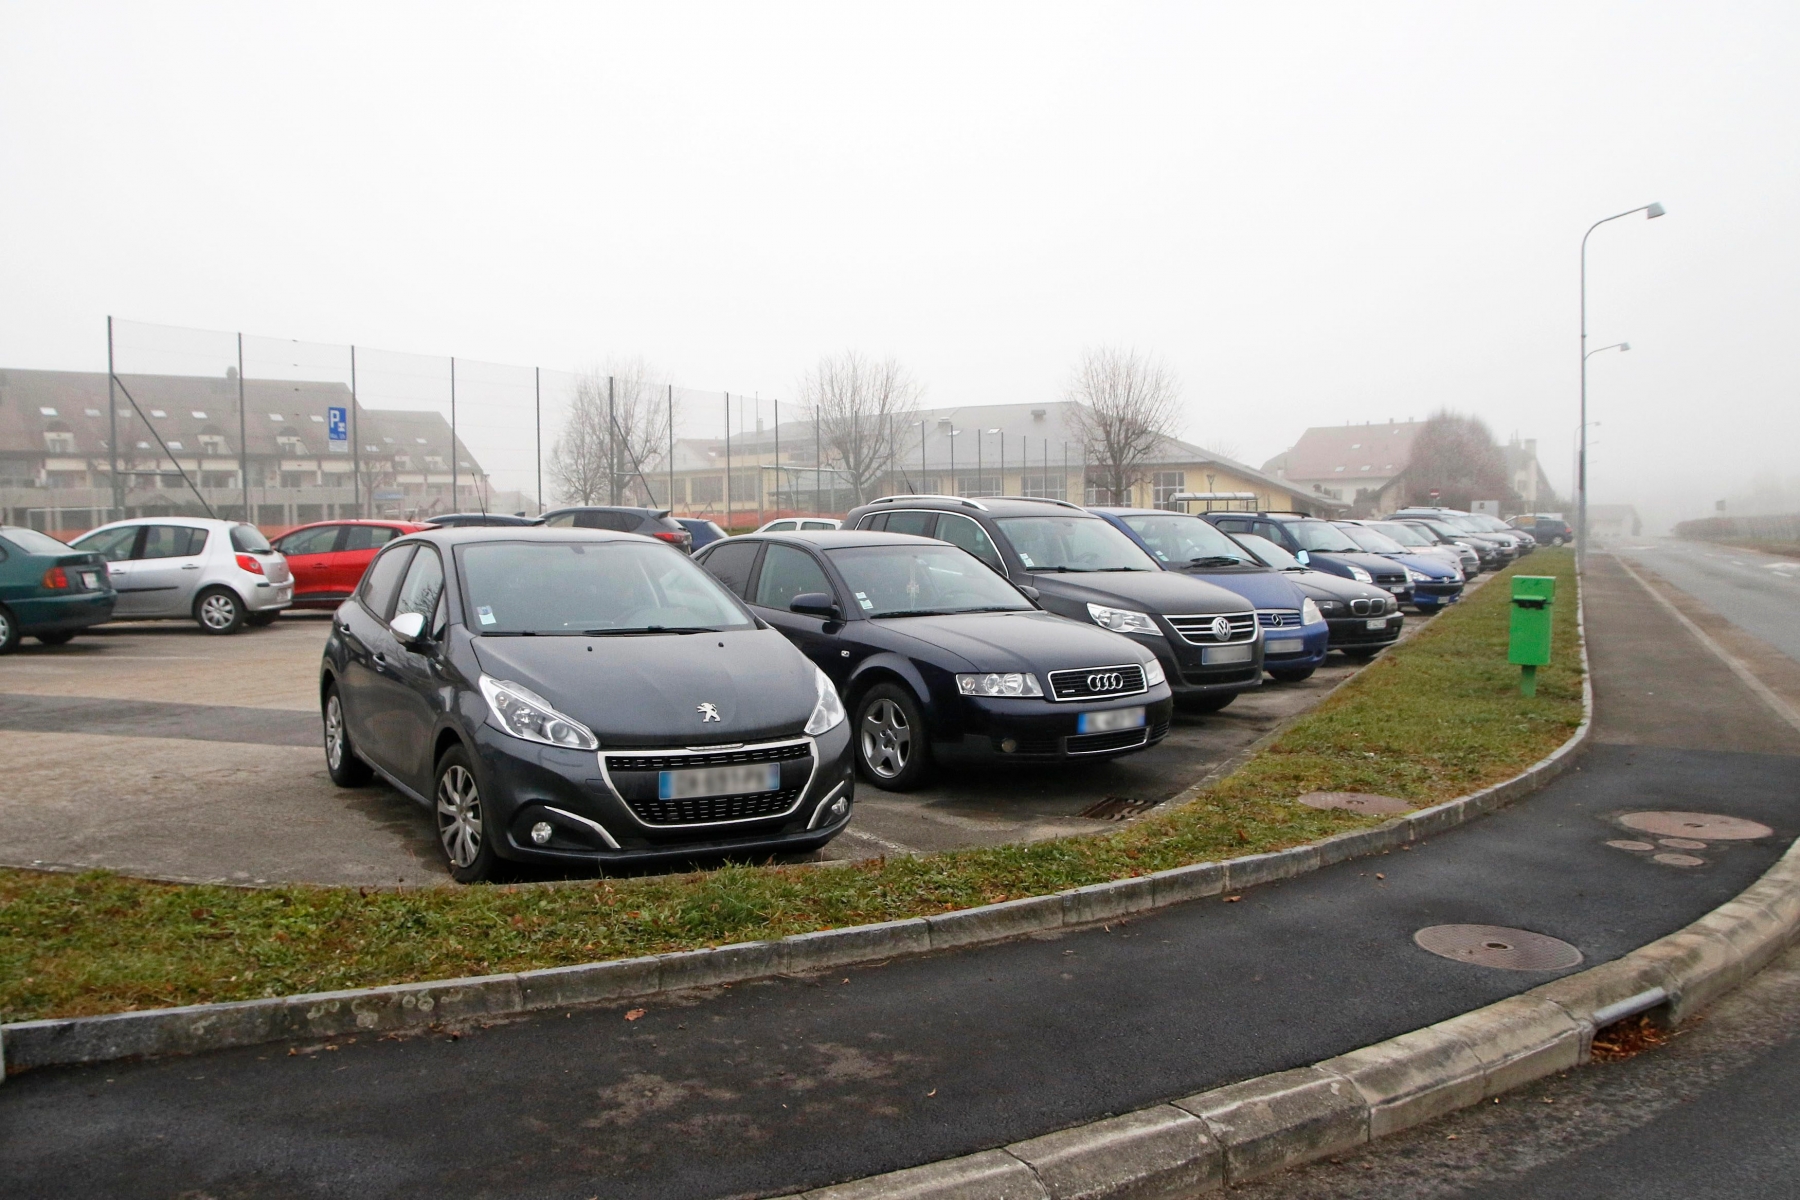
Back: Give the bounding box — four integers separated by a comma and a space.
754, 517, 841, 533
69, 517, 293, 634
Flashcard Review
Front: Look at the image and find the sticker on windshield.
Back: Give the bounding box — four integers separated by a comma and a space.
1018, 552, 1035, 567
854, 591, 875, 611
477, 605, 497, 626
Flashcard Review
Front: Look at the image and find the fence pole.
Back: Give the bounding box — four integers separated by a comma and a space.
237, 333, 248, 522
756, 395, 764, 528
607, 376, 617, 505
773, 399, 780, 515
534, 367, 542, 515
814, 406, 822, 513
724, 392, 732, 528
920, 420, 926, 490
106, 317, 120, 521
350, 345, 360, 519
449, 357, 458, 513
667, 384, 674, 515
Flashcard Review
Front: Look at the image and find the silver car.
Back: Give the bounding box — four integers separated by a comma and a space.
69, 517, 293, 634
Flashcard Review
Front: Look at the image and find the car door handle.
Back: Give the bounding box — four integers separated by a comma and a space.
181, 563, 201, 570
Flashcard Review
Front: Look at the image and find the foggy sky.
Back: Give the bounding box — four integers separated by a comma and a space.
3, 2, 1796, 531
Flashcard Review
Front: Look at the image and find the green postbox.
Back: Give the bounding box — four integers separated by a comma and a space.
1509, 575, 1556, 696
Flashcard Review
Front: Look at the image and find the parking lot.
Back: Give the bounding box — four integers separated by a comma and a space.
0, 586, 1478, 886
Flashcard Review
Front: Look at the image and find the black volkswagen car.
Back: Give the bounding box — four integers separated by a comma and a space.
842, 496, 1263, 712
695, 530, 1174, 789
319, 526, 854, 881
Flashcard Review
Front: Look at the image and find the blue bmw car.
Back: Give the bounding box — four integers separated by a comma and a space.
1090, 508, 1329, 682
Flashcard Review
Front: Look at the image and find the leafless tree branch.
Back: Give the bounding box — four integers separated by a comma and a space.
798, 351, 923, 506
551, 359, 674, 507
1066, 346, 1182, 504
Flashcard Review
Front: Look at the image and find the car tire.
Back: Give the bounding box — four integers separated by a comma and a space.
0, 605, 18, 655
1343, 648, 1382, 662
322, 683, 374, 787
1177, 692, 1237, 713
246, 611, 279, 628
35, 630, 76, 646
435, 743, 504, 883
853, 683, 933, 791
1268, 667, 1315, 683
194, 587, 245, 635
1552, 536, 1566, 546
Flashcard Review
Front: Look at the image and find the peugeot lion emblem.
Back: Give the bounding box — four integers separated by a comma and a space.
697, 702, 722, 722
1210, 615, 1233, 640
1087, 671, 1124, 693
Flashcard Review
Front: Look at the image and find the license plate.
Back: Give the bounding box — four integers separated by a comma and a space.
79, 571, 99, 590
1265, 638, 1302, 656
1077, 706, 1146, 734
1366, 617, 1388, 630
1389, 585, 1408, 593
1201, 643, 1254, 665
659, 763, 780, 800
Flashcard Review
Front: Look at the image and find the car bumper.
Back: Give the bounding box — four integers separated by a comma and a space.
1408, 582, 1464, 610
13, 590, 116, 633
1326, 612, 1404, 650
1260, 622, 1330, 670
469, 718, 857, 866
934, 690, 1176, 762
245, 579, 294, 612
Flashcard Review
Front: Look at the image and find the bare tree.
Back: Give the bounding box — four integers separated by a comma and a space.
551, 359, 674, 507
1404, 410, 1515, 510
1066, 347, 1182, 504
798, 351, 922, 506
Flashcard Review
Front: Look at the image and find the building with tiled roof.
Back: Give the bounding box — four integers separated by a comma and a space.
1260, 419, 1423, 509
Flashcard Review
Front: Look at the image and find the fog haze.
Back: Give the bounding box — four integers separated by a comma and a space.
3, 2, 1796, 530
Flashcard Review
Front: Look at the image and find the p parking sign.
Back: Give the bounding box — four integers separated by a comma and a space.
327, 405, 348, 453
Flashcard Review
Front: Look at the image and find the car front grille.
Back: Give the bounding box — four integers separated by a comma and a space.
600, 738, 814, 827
1349, 597, 1387, 616
1066, 728, 1150, 755
1257, 609, 1302, 628
1167, 611, 1258, 645
1047, 663, 1147, 702
1372, 570, 1407, 587
623, 787, 803, 826
603, 742, 811, 773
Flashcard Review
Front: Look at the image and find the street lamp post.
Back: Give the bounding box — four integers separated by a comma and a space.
1580, 203, 1663, 566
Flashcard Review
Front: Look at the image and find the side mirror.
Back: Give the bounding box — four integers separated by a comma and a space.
1017, 585, 1041, 602
790, 592, 842, 620
390, 611, 428, 645
1295, 549, 1310, 565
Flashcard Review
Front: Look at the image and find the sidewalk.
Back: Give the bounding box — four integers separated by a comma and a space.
2, 554, 1795, 1200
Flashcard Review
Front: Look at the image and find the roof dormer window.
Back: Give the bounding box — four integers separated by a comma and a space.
150, 409, 167, 418
191, 410, 207, 419
39, 406, 57, 416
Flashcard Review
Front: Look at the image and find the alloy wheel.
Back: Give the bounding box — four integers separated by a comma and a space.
860, 698, 911, 780
199, 593, 238, 630
324, 695, 346, 770
436, 764, 483, 868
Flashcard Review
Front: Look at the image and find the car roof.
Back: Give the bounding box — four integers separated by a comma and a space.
734, 530, 943, 550
284, 518, 424, 530
858, 495, 1096, 518
84, 516, 243, 529
1089, 506, 1187, 518
542, 505, 667, 515
397, 526, 662, 546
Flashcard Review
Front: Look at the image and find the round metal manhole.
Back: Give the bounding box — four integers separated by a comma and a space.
1654, 852, 1706, 868
1298, 791, 1413, 815
1606, 839, 1655, 852
1619, 812, 1772, 841
1414, 925, 1583, 971
1659, 837, 1708, 850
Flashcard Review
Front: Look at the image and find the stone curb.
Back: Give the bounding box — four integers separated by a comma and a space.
0, 576, 1594, 1079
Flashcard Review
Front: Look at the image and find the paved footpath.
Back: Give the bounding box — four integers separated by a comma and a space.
3, 553, 1797, 1200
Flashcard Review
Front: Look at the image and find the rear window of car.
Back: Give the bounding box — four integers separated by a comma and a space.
2, 527, 75, 555
230, 524, 273, 553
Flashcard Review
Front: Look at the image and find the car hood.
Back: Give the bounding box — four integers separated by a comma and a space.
1276, 569, 1393, 604
470, 628, 817, 747
1026, 568, 1251, 615
872, 610, 1152, 674
1388, 552, 1459, 579
1169, 567, 1308, 610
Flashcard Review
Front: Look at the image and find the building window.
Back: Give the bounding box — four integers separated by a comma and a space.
276, 430, 308, 455
280, 470, 318, 488
690, 475, 723, 504
1153, 471, 1186, 510
198, 434, 229, 455
1019, 472, 1066, 501
43, 429, 77, 453
1084, 475, 1126, 505
956, 473, 1001, 498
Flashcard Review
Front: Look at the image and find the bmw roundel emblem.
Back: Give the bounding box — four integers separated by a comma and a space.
1210, 615, 1233, 640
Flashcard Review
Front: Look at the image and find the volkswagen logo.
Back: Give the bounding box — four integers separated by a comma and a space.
1086, 672, 1125, 693
1210, 615, 1234, 640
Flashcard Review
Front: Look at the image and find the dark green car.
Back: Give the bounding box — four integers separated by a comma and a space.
0, 526, 117, 653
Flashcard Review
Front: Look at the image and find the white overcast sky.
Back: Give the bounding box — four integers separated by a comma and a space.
3, 2, 1796, 528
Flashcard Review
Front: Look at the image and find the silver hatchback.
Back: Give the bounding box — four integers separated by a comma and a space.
69, 517, 293, 634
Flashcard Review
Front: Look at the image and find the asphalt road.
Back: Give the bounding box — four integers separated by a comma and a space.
1613, 537, 1800, 663
2, 555, 1795, 1199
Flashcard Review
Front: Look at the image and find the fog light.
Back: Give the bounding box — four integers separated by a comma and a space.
829, 796, 850, 818
530, 821, 553, 845
1000, 738, 1018, 753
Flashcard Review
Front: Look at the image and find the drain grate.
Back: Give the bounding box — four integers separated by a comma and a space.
1619, 812, 1772, 841
1079, 795, 1157, 821
1414, 924, 1583, 971
1297, 791, 1413, 815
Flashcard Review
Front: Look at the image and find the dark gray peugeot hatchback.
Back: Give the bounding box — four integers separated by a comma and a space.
320, 526, 854, 881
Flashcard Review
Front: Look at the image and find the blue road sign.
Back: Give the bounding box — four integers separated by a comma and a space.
327, 406, 349, 453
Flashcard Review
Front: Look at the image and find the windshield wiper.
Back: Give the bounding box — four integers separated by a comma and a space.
1187, 556, 1246, 567
582, 626, 721, 636
1094, 566, 1151, 572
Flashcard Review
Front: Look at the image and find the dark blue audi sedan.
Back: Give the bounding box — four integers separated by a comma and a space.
695, 530, 1175, 791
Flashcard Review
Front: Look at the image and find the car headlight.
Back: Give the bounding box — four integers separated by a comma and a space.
1316, 599, 1345, 615
1406, 568, 1430, 583
1086, 602, 1160, 635
956, 672, 1044, 698
1347, 565, 1373, 583
1301, 598, 1323, 625
479, 675, 599, 750
1142, 657, 1166, 687
805, 666, 847, 735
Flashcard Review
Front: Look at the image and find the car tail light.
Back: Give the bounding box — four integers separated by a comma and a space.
652, 531, 687, 544
42, 566, 69, 589
236, 553, 265, 575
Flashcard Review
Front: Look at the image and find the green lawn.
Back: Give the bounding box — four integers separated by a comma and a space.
0, 550, 1581, 1024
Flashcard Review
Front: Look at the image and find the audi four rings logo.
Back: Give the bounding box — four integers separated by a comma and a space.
1210, 615, 1234, 640
1086, 672, 1126, 692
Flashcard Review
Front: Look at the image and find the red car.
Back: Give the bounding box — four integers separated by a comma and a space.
271, 520, 430, 609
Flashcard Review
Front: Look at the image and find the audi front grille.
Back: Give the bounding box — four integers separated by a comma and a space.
1047, 663, 1148, 702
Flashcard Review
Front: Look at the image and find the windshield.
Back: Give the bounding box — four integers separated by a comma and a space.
994, 515, 1157, 572
1472, 515, 1513, 533
1441, 515, 1487, 533
1231, 532, 1303, 571
1119, 514, 1259, 567
1335, 523, 1406, 554
1368, 521, 1433, 548
457, 540, 754, 634
826, 545, 1032, 617
1419, 520, 1468, 541
3, 527, 75, 555
1285, 520, 1362, 553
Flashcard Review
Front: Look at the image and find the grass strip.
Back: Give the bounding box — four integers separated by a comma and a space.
0, 550, 1581, 1024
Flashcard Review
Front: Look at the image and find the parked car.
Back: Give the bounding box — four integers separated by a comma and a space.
1226, 532, 1404, 661
320, 526, 854, 880
69, 517, 291, 634
1089, 508, 1328, 683
1333, 521, 1464, 612
0, 526, 116, 652
677, 518, 730, 550
843, 496, 1262, 712
1202, 512, 1414, 603
423, 512, 545, 528
1468, 511, 1537, 551
1392, 515, 1512, 570
540, 505, 693, 551
1389, 508, 1525, 561
1361, 518, 1481, 578
1509, 513, 1573, 546
272, 519, 430, 609
755, 517, 842, 533
696, 530, 1174, 788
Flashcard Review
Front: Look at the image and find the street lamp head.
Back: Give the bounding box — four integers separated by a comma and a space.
1620, 342, 1630, 352
1646, 202, 1666, 219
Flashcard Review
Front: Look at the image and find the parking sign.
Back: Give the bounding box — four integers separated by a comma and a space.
327, 405, 348, 453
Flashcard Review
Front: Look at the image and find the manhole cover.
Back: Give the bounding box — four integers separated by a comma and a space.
1619, 812, 1772, 840
1298, 791, 1413, 815
1606, 839, 1655, 852
1659, 837, 1708, 850
1079, 796, 1157, 821
1653, 852, 1706, 867
1414, 925, 1583, 971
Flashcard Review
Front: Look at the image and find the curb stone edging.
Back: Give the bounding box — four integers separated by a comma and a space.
0, 578, 1593, 1080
